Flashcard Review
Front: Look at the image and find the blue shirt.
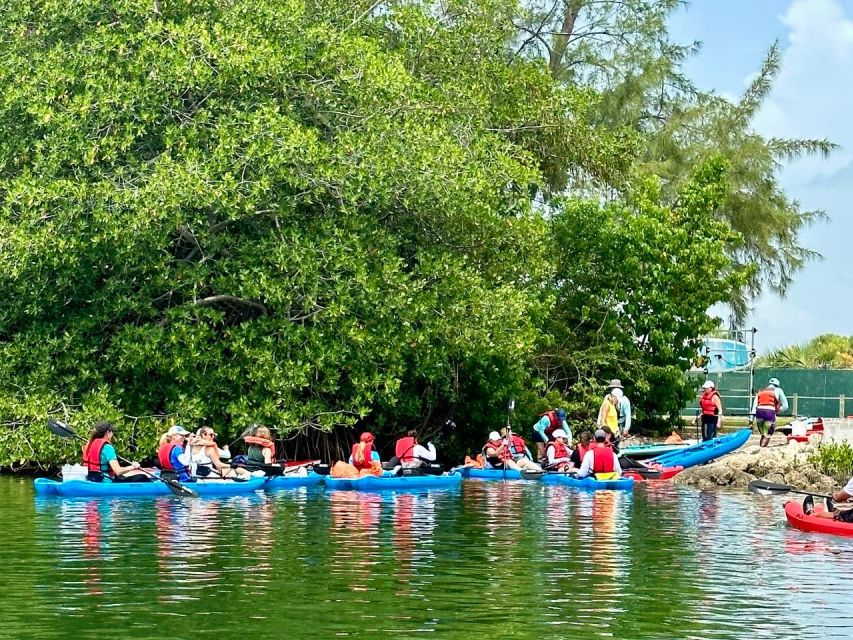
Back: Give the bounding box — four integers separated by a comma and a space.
100, 443, 117, 473
348, 451, 381, 465
533, 416, 571, 441
169, 445, 191, 482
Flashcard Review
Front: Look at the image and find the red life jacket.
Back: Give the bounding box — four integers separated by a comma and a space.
351, 442, 375, 471
483, 439, 511, 461
548, 440, 569, 460
83, 438, 109, 475
699, 389, 720, 416
576, 443, 592, 460
158, 443, 178, 470
244, 435, 277, 460
756, 388, 779, 410
508, 434, 527, 457
592, 446, 615, 473
540, 410, 562, 438
395, 437, 417, 463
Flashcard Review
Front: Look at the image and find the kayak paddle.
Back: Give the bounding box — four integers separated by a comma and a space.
47, 419, 199, 498
747, 479, 833, 500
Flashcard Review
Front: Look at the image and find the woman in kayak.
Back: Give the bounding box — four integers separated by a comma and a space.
245, 426, 277, 466
574, 429, 622, 480
83, 421, 149, 483
569, 431, 592, 468
545, 429, 572, 471
157, 425, 193, 482
483, 431, 540, 471
188, 427, 252, 480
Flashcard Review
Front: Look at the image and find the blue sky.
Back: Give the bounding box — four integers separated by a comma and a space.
669, 0, 852, 353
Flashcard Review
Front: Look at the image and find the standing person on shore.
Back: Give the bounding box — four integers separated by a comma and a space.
531, 408, 568, 460
769, 377, 789, 414
597, 388, 620, 432
607, 379, 632, 438
698, 380, 723, 441
751, 383, 781, 448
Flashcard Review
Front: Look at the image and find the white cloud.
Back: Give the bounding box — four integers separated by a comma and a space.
752, 0, 853, 184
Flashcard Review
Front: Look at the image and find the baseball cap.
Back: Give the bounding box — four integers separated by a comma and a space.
594, 428, 606, 440
488, 431, 501, 441
552, 429, 568, 440
167, 425, 190, 436
702, 380, 715, 389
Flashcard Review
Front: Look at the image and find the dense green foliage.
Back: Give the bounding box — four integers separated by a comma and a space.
759, 334, 853, 369
810, 443, 853, 483
0, 0, 822, 468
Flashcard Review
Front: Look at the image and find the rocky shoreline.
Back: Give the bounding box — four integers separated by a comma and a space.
672, 434, 838, 493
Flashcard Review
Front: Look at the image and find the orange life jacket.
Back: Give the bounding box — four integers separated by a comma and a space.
548, 440, 569, 460
508, 434, 527, 457
576, 443, 592, 460
395, 437, 417, 463
592, 446, 615, 474
244, 435, 276, 460
483, 439, 511, 461
756, 388, 779, 410
351, 442, 375, 471
83, 438, 109, 475
699, 389, 720, 415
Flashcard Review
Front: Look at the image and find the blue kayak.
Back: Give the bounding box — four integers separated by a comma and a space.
453, 467, 524, 480
33, 476, 269, 498
264, 472, 324, 491
645, 428, 751, 469
620, 440, 698, 460
324, 474, 462, 491
540, 474, 635, 491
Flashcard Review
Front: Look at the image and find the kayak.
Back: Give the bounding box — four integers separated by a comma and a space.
645, 429, 751, 470
620, 440, 697, 460
324, 473, 463, 491
540, 473, 635, 491
264, 472, 324, 490
33, 476, 269, 498
622, 466, 683, 481
453, 467, 524, 480
784, 501, 853, 537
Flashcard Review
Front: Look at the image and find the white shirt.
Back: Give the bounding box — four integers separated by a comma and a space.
576, 449, 622, 479
411, 443, 437, 462
546, 443, 572, 466
843, 476, 853, 496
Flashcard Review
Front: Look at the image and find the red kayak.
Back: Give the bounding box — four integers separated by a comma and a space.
784, 501, 853, 537
622, 466, 682, 481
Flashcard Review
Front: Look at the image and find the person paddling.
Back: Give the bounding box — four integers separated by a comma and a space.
575, 429, 622, 480
157, 425, 193, 482
84, 421, 149, 483
804, 475, 853, 522
392, 430, 437, 469
483, 431, 540, 472
698, 380, 723, 441
545, 429, 572, 472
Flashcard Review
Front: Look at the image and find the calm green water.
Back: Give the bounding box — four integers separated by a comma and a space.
1, 476, 852, 639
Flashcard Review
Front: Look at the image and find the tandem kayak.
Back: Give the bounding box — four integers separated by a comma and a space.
620, 440, 697, 460
645, 429, 751, 470
784, 501, 853, 538
540, 474, 635, 491
33, 476, 269, 498
324, 474, 463, 491
264, 472, 324, 491
453, 467, 524, 480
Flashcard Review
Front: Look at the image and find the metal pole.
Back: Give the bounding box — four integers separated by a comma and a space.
748, 328, 757, 418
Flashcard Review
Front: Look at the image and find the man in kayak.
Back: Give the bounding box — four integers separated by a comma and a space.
569, 431, 592, 468
751, 383, 781, 447
574, 429, 622, 480
532, 408, 569, 460
545, 429, 572, 471
392, 430, 437, 469
698, 380, 723, 441
804, 476, 853, 522
483, 431, 540, 471
84, 421, 149, 483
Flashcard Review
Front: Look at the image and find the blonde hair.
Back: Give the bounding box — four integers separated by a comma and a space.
255, 426, 271, 439
158, 433, 169, 446
354, 442, 367, 464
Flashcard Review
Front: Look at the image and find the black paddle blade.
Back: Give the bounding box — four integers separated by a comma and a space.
521, 470, 545, 480
47, 419, 82, 441
748, 479, 793, 495
161, 476, 200, 498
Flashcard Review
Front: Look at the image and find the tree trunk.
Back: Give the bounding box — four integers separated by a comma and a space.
549, 0, 585, 78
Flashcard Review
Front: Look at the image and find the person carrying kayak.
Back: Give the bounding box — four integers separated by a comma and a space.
574, 429, 622, 480
750, 383, 781, 447
698, 380, 723, 441
532, 408, 569, 460
545, 429, 572, 471
157, 425, 193, 482
392, 430, 437, 469
84, 421, 149, 483
804, 475, 853, 522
